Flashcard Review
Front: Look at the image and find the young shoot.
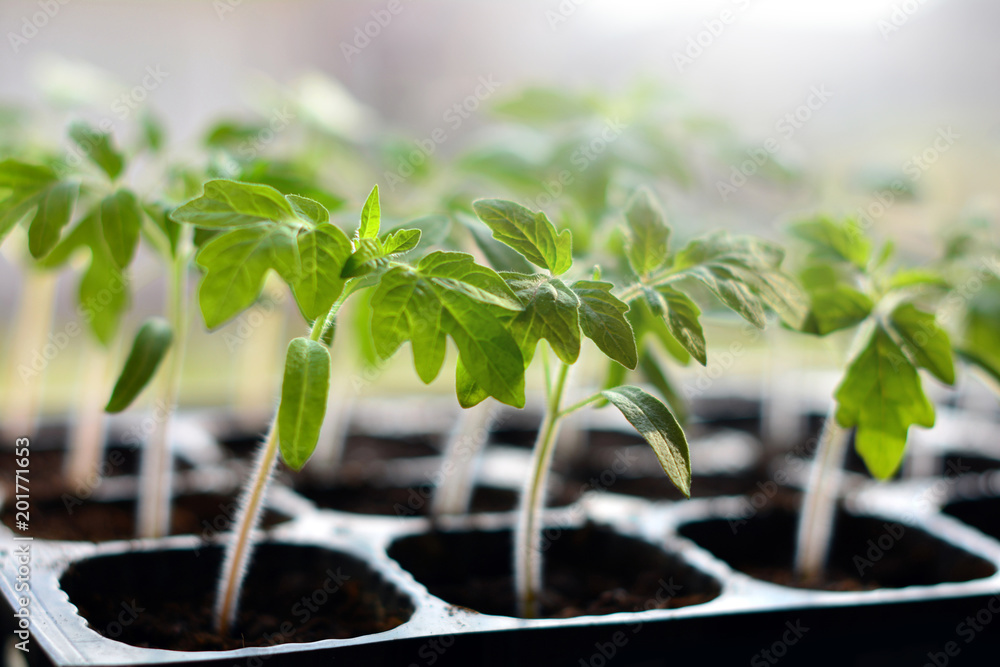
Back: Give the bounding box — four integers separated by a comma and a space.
467, 191, 806, 618
171, 181, 529, 637
789, 216, 956, 583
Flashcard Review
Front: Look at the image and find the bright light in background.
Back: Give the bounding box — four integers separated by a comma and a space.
588, 0, 941, 31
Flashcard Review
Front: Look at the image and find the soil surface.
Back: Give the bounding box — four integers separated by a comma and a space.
294, 481, 522, 516
1, 493, 287, 541
388, 523, 720, 618
679, 499, 996, 591
61, 543, 413, 651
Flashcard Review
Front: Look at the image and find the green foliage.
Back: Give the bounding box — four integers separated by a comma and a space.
600, 385, 691, 497
473, 199, 573, 275
370, 251, 525, 407
834, 326, 935, 479
791, 214, 957, 479
278, 337, 331, 470
69, 122, 125, 181
105, 318, 173, 413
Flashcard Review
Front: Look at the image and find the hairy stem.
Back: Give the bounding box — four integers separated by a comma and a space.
214, 295, 345, 636
214, 417, 280, 636
515, 361, 570, 619
793, 405, 848, 583
137, 230, 191, 538
431, 400, 495, 519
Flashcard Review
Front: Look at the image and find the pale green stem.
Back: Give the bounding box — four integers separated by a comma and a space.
793, 406, 848, 583
137, 227, 192, 538
515, 361, 570, 619
213, 289, 347, 636
64, 337, 114, 491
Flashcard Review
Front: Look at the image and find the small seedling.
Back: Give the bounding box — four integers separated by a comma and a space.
171, 180, 529, 636
789, 216, 957, 582
465, 191, 805, 617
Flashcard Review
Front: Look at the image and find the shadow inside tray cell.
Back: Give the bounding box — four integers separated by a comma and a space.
1, 492, 290, 541
388, 523, 721, 618
60, 543, 414, 651
679, 505, 996, 590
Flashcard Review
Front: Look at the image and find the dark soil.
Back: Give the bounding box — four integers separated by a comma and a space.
679, 501, 996, 591
292, 480, 523, 516
61, 543, 414, 651
1, 493, 288, 541
222, 432, 439, 462
0, 425, 193, 502
388, 523, 720, 618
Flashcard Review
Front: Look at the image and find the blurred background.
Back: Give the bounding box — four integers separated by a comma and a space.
1, 0, 998, 419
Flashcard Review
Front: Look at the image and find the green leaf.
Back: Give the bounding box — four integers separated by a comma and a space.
623, 189, 670, 277
834, 326, 935, 479
800, 286, 873, 335
503, 273, 581, 366
99, 189, 143, 268
790, 216, 871, 269
0, 159, 57, 191
278, 337, 331, 471
370, 251, 524, 407
140, 112, 165, 153
473, 198, 573, 275
341, 237, 387, 278
460, 213, 534, 273
889, 303, 955, 385
37, 207, 99, 269
358, 184, 380, 239
387, 214, 449, 249
672, 233, 807, 328
105, 318, 173, 413
682, 264, 766, 328
292, 224, 352, 321
69, 122, 124, 180
456, 359, 490, 409
381, 228, 421, 255
196, 225, 300, 329
655, 286, 706, 366
80, 249, 129, 346
286, 194, 329, 225
572, 280, 637, 369
28, 181, 77, 259
888, 269, 950, 291
0, 190, 42, 243
627, 289, 691, 364
601, 385, 691, 497
170, 179, 298, 228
